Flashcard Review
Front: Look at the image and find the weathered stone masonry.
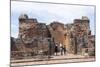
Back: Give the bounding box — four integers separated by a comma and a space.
11, 14, 95, 58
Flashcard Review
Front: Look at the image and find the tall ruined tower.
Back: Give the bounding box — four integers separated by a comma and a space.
74, 16, 90, 36
18, 14, 52, 53
18, 14, 51, 42
73, 16, 90, 54
18, 14, 38, 40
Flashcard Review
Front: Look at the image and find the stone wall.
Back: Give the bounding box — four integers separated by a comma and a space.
11, 14, 94, 58
71, 16, 90, 54
13, 14, 55, 57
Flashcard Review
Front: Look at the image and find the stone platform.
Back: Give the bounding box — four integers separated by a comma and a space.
10, 54, 95, 66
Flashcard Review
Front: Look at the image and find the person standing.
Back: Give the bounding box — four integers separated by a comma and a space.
55, 43, 58, 56
63, 45, 67, 55
60, 43, 63, 55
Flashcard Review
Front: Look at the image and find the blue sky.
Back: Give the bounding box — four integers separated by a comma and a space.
11, 1, 95, 38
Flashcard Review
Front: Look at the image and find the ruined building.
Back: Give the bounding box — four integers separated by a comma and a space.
11, 14, 95, 59
66, 16, 90, 54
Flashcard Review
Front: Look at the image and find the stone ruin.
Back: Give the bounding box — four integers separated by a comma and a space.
11, 14, 95, 59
